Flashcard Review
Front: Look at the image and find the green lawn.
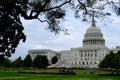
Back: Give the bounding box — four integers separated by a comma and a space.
0, 69, 120, 80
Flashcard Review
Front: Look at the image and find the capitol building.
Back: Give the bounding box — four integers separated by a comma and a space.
28, 18, 120, 68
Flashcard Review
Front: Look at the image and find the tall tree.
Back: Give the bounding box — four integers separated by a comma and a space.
0, 54, 5, 66
13, 56, 23, 67
33, 55, 41, 68
41, 55, 48, 68
24, 54, 32, 67
111, 50, 120, 69
51, 56, 58, 64
33, 55, 48, 68
4, 58, 11, 68
0, 0, 120, 57
99, 51, 115, 68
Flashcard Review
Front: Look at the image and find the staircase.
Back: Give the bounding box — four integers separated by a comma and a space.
48, 60, 66, 68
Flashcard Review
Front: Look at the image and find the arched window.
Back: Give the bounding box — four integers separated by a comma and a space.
83, 62, 84, 65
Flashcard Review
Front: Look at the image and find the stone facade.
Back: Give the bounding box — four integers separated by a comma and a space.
28, 18, 120, 68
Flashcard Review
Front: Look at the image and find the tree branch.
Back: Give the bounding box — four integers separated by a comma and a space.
37, 18, 48, 23
42, 0, 71, 12
15, 5, 39, 20
41, 0, 50, 10
15, 0, 71, 20
77, 0, 87, 14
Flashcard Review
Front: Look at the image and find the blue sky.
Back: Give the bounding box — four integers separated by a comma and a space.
10, 9, 120, 60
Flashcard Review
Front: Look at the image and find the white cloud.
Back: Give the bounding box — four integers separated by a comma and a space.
33, 45, 49, 49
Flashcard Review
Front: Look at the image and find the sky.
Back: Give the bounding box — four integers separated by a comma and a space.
10, 9, 120, 60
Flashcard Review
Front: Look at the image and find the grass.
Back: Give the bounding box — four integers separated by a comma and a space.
0, 68, 120, 80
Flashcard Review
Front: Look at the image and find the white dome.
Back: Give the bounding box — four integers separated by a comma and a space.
84, 24, 104, 40
83, 18, 105, 47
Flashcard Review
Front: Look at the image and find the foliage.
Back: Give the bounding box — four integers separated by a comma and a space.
33, 55, 41, 68
99, 50, 120, 69
99, 51, 115, 68
51, 56, 58, 64
0, 54, 5, 65
41, 55, 49, 68
0, 0, 70, 57
33, 55, 48, 69
13, 56, 23, 67
23, 54, 32, 67
71, 0, 120, 21
3, 58, 11, 68
0, 0, 26, 57
111, 51, 120, 69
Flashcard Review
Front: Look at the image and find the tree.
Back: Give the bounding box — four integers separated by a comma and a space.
33, 55, 41, 68
23, 54, 32, 67
51, 56, 58, 64
0, 0, 71, 57
0, 0, 120, 57
13, 56, 23, 67
3, 58, 11, 68
41, 56, 49, 68
111, 50, 120, 69
74, 0, 120, 19
0, 54, 5, 66
33, 55, 48, 69
99, 51, 115, 68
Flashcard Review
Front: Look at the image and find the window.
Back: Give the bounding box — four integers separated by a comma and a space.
90, 62, 92, 64
95, 54, 97, 57
81, 54, 83, 57
83, 62, 84, 65
86, 62, 88, 65
94, 62, 96, 64
91, 54, 93, 57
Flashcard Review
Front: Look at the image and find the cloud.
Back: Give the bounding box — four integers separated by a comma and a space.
33, 45, 49, 49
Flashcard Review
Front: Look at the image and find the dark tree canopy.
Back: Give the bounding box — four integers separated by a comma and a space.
99, 51, 115, 68
0, 0, 120, 57
33, 55, 41, 68
41, 55, 49, 68
99, 50, 120, 69
33, 55, 48, 68
51, 56, 58, 64
24, 54, 32, 67
111, 50, 120, 69
3, 58, 11, 68
0, 54, 5, 65
13, 56, 23, 67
